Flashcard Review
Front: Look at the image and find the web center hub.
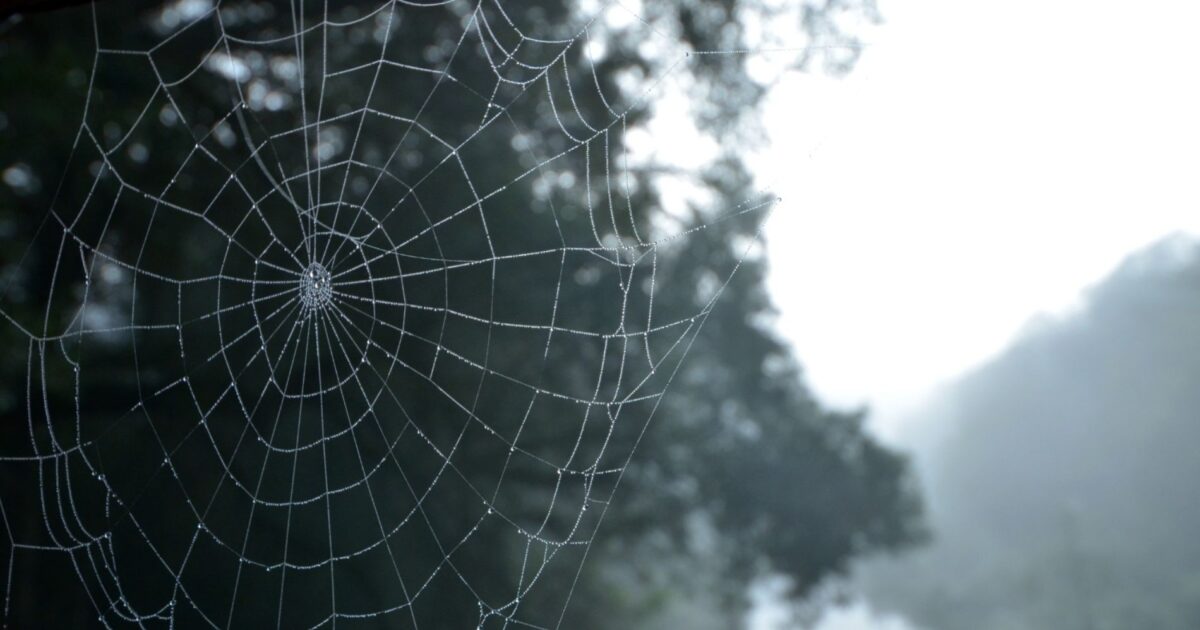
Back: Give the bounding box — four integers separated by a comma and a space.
299, 262, 333, 312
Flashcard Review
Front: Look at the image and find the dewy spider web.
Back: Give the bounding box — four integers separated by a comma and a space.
0, 0, 782, 627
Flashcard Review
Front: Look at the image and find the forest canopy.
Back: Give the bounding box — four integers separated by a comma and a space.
0, 1, 922, 627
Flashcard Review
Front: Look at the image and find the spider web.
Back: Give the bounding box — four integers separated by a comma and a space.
0, 0, 784, 627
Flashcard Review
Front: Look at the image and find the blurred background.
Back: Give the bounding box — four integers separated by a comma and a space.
1, 0, 1199, 629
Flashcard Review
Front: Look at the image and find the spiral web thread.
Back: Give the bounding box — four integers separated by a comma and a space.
0, 0, 786, 627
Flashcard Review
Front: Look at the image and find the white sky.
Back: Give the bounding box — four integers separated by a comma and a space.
752, 0, 1200, 446
744, 0, 1200, 628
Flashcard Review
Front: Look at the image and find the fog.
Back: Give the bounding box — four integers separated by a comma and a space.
853, 235, 1200, 629
4, 0, 1199, 628
745, 1, 1200, 627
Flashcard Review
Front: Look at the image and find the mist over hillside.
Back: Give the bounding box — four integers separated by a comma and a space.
860, 234, 1200, 630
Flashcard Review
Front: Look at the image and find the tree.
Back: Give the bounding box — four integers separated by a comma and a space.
0, 1, 922, 627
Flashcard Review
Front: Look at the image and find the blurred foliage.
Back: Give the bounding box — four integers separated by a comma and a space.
0, 0, 919, 628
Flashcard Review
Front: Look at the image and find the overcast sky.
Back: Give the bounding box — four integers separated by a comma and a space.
746, 0, 1200, 627
751, 0, 1200, 447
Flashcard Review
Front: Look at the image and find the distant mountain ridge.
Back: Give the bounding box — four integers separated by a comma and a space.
861, 234, 1200, 630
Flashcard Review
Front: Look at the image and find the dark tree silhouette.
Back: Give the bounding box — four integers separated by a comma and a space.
0, 1, 921, 628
